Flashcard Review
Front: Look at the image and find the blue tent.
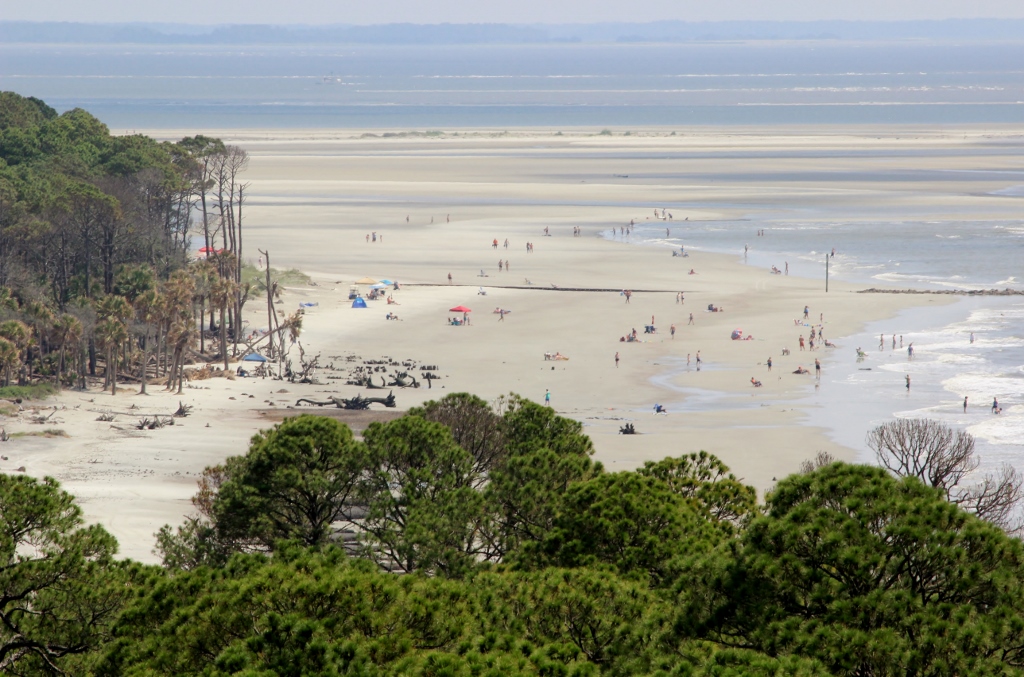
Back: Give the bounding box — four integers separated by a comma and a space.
242, 353, 268, 363
352, 297, 367, 309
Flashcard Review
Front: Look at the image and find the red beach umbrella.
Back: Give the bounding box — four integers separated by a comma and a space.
449, 305, 472, 313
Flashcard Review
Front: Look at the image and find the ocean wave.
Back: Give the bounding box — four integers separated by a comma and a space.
966, 412, 1024, 446
943, 373, 1024, 398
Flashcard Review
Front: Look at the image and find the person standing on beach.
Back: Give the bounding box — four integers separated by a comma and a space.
815, 358, 821, 379
624, 290, 631, 304
767, 357, 772, 372
906, 374, 911, 390
670, 323, 676, 339
799, 335, 805, 351
804, 306, 809, 320
498, 260, 503, 272
615, 352, 620, 368
545, 389, 551, 407
992, 397, 999, 413
505, 260, 509, 272
696, 352, 702, 370
448, 272, 452, 284
908, 343, 914, 359
785, 262, 789, 275
970, 332, 975, 344
964, 396, 969, 412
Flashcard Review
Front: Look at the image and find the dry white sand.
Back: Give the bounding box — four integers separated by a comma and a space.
12, 126, 1019, 562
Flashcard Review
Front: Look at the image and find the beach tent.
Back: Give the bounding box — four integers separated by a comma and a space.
242, 353, 268, 363
352, 297, 368, 309
379, 279, 393, 286
449, 305, 472, 313
355, 277, 378, 285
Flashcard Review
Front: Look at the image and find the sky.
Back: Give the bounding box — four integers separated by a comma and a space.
6, 0, 1024, 24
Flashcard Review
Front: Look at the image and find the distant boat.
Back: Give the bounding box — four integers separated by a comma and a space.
320, 74, 346, 85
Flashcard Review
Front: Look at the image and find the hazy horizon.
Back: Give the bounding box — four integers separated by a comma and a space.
7, 0, 1024, 24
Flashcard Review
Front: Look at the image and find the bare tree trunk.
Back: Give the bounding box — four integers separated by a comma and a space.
219, 304, 229, 372
260, 249, 273, 358
140, 333, 149, 395
108, 346, 117, 395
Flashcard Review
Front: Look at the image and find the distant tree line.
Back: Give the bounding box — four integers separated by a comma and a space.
3, 391, 1024, 675
0, 92, 297, 394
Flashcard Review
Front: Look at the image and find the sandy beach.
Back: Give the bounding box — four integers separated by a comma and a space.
12, 126, 1024, 562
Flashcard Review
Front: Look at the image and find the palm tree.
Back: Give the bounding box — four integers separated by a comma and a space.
0, 337, 18, 387
23, 301, 54, 382
51, 314, 82, 391
210, 277, 237, 372
95, 317, 128, 395
134, 289, 161, 395
0, 320, 30, 385
95, 296, 132, 394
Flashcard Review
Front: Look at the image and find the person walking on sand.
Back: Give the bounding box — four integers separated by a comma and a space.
908, 343, 914, 359
767, 357, 772, 372
815, 358, 821, 379
545, 389, 551, 407
688, 312, 694, 325
670, 323, 676, 339
448, 272, 452, 284
615, 351, 620, 368
505, 260, 509, 272
498, 260, 503, 272
696, 351, 702, 371
624, 290, 631, 304
498, 309, 505, 322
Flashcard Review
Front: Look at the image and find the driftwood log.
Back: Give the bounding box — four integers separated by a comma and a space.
387, 371, 420, 388
295, 391, 397, 410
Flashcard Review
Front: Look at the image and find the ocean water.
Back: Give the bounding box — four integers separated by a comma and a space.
5, 41, 1024, 128
612, 219, 1023, 291
805, 298, 1024, 472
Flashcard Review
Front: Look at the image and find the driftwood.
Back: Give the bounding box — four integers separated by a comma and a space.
387, 371, 420, 388
619, 423, 637, 435
135, 416, 175, 430
295, 391, 397, 410
174, 402, 193, 417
